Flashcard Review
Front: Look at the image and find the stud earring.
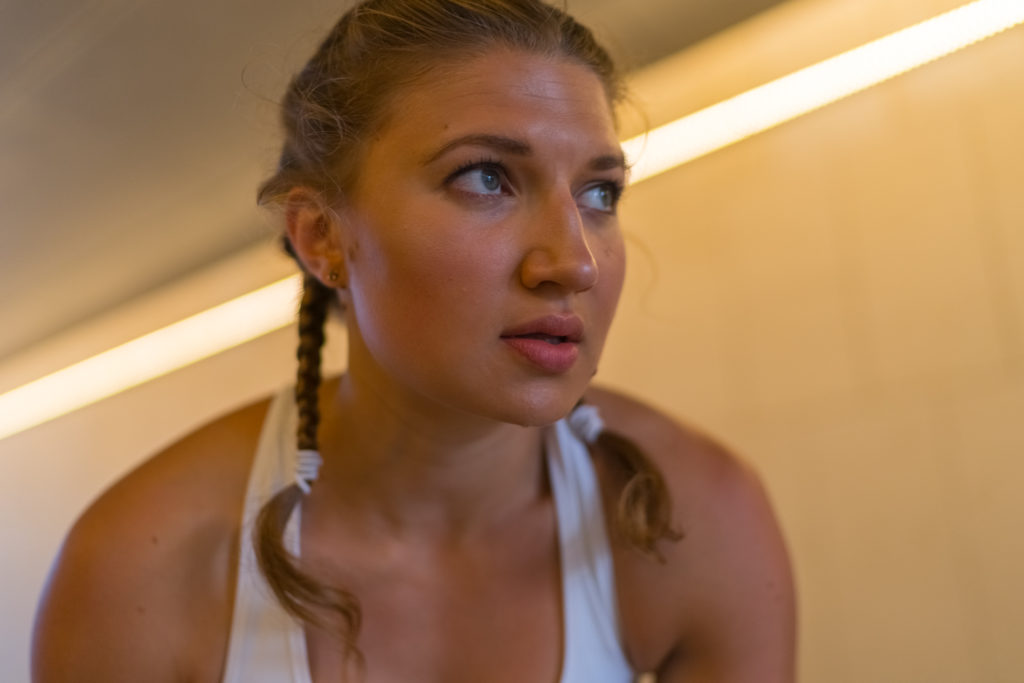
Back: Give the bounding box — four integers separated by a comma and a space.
327, 269, 340, 283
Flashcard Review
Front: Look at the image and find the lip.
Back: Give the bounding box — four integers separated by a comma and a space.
500, 314, 583, 373
500, 314, 584, 343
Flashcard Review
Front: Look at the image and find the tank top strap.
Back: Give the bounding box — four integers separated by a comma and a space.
545, 415, 635, 683
221, 387, 311, 683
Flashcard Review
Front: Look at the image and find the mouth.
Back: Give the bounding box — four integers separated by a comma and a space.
509, 332, 570, 345
500, 315, 583, 373
499, 315, 584, 344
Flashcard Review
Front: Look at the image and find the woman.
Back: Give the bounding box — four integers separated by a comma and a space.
32, 1, 795, 681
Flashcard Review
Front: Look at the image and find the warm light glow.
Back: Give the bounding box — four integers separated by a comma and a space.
0, 275, 301, 441
3, 0, 1023, 441
623, 0, 1024, 182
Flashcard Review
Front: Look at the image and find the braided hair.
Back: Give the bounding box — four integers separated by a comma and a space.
252, 273, 364, 663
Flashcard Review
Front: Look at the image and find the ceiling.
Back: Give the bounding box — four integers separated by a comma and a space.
0, 0, 785, 361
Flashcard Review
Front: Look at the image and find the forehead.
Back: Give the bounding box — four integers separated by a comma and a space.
371, 48, 620, 159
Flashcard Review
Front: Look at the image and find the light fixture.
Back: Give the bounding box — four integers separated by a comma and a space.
2, 0, 1022, 440
622, 0, 1024, 182
0, 276, 301, 441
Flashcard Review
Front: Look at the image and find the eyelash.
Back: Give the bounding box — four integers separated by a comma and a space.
445, 157, 507, 187
597, 180, 626, 206
577, 179, 626, 214
444, 157, 626, 211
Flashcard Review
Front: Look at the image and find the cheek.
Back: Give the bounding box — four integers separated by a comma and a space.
351, 218, 512, 333
596, 235, 627, 320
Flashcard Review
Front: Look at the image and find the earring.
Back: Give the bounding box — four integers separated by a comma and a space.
327, 269, 340, 283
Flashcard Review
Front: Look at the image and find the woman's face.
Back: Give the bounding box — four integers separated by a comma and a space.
337, 48, 626, 427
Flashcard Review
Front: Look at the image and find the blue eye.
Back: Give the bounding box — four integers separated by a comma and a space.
578, 182, 622, 213
449, 163, 506, 196
476, 168, 501, 192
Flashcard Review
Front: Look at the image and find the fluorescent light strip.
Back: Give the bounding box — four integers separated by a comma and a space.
0, 275, 301, 441
623, 0, 1024, 182
2, 0, 1022, 441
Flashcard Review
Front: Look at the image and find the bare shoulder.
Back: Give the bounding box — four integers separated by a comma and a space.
31, 396, 272, 683
584, 385, 757, 508
585, 385, 796, 682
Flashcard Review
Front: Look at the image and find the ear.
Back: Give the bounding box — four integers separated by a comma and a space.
284, 188, 348, 288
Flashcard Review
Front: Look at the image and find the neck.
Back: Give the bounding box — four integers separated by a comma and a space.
310, 372, 549, 542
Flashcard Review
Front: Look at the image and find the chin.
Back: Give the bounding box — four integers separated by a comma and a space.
482, 387, 584, 429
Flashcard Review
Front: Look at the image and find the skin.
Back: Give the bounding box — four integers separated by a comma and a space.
32, 49, 795, 682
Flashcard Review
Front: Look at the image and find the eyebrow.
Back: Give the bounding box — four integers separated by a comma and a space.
423, 134, 531, 164
422, 133, 626, 173
589, 153, 628, 173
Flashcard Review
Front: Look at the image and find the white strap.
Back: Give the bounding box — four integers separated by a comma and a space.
546, 411, 634, 682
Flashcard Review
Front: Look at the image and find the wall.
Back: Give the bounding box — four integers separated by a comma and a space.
2, 0, 1022, 681
602, 1, 1024, 680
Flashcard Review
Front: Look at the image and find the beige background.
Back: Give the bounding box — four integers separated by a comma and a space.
3, 1, 1022, 681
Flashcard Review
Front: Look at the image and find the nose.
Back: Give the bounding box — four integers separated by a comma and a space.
519, 191, 599, 293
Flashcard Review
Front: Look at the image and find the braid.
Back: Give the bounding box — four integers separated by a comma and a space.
295, 273, 330, 450
597, 429, 682, 561
571, 399, 680, 561
252, 273, 364, 668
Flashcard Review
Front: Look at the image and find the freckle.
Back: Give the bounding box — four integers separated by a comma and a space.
136, 606, 146, 615
151, 536, 159, 545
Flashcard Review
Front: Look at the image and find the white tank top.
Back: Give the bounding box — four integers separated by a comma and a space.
222, 389, 636, 682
